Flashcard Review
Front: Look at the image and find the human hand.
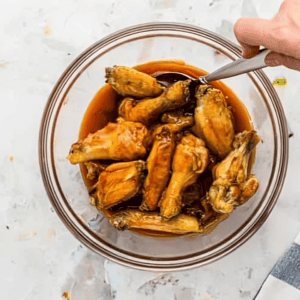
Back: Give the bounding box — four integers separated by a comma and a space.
234, 0, 300, 71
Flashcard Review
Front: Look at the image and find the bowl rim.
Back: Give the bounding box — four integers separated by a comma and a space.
39, 22, 289, 271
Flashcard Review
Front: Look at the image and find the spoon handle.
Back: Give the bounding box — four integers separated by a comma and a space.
199, 49, 271, 84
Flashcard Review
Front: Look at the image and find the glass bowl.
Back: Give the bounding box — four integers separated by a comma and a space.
39, 23, 289, 271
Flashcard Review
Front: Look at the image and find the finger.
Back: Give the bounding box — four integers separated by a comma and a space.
235, 17, 300, 60
234, 18, 273, 57
265, 52, 300, 71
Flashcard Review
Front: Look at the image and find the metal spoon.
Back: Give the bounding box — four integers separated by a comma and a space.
153, 49, 271, 86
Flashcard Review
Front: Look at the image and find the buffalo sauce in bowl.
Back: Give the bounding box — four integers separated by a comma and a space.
78, 60, 254, 237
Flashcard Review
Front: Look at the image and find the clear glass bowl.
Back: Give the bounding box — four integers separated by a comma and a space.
39, 23, 289, 271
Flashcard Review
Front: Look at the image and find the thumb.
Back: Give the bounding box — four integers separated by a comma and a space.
234, 18, 273, 58
265, 52, 300, 71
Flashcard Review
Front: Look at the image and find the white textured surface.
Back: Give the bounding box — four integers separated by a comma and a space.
1, 0, 300, 299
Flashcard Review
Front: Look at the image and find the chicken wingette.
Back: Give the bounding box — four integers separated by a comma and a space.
108, 208, 227, 235
109, 209, 200, 234
105, 66, 164, 97
95, 161, 145, 209
67, 121, 149, 164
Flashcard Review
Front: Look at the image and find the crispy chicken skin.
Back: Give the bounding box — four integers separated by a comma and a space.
140, 128, 176, 211
194, 85, 235, 157
95, 161, 145, 209
67, 121, 149, 164
105, 66, 164, 98
208, 130, 261, 213
159, 133, 210, 220
118, 80, 191, 125
109, 209, 200, 234
151, 111, 194, 138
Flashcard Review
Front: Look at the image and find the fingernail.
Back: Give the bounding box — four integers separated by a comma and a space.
265, 54, 281, 67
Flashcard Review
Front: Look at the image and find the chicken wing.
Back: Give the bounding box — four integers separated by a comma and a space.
194, 84, 235, 157
105, 66, 164, 97
159, 133, 210, 220
140, 128, 176, 211
109, 209, 200, 234
118, 80, 191, 125
208, 130, 261, 213
150, 111, 194, 138
95, 160, 145, 209
67, 121, 149, 164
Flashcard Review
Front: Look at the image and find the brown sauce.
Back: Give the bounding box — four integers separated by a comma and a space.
78, 60, 254, 236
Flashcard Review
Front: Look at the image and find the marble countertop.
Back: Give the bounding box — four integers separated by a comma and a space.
1, 0, 300, 299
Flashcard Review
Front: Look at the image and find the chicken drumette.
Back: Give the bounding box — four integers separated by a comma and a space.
194, 85, 235, 157
159, 133, 210, 220
118, 80, 191, 125
207, 130, 261, 214
67, 121, 149, 164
